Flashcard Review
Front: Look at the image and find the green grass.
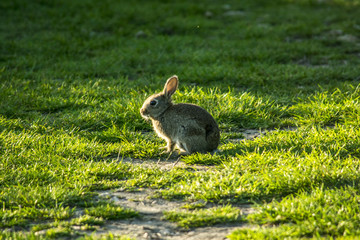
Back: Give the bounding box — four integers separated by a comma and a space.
1, 0, 360, 239
229, 187, 360, 239
247, 186, 360, 237
164, 205, 244, 228
85, 204, 139, 220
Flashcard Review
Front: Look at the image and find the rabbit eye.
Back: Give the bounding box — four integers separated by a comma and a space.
150, 100, 158, 106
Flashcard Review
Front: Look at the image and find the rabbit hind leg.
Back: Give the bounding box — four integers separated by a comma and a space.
180, 136, 209, 154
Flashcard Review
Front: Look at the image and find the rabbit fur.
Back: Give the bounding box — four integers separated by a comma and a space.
140, 75, 220, 154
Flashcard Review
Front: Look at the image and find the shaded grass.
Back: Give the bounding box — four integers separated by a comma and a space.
1, 0, 359, 93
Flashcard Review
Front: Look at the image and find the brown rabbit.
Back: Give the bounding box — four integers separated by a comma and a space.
140, 75, 220, 154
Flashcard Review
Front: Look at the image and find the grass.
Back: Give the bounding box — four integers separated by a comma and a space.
164, 205, 244, 228
229, 187, 360, 239
1, 0, 360, 239
84, 204, 139, 220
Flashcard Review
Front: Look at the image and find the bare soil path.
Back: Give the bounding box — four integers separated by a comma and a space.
94, 189, 254, 240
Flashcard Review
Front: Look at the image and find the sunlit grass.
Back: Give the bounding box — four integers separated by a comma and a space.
164, 205, 244, 228
85, 204, 139, 220
229, 186, 360, 239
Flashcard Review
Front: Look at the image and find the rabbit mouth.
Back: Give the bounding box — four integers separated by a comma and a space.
140, 108, 150, 119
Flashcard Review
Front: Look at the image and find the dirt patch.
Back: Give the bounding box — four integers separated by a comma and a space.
94, 189, 254, 240
120, 157, 200, 171
237, 129, 265, 140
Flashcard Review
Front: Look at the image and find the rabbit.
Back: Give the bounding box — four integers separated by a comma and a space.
140, 75, 220, 155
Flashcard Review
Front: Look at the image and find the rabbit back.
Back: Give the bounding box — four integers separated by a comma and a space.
152, 103, 220, 153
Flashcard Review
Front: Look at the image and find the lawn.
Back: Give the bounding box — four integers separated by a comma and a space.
1, 0, 360, 239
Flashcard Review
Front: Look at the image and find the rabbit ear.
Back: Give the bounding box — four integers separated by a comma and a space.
163, 75, 178, 98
